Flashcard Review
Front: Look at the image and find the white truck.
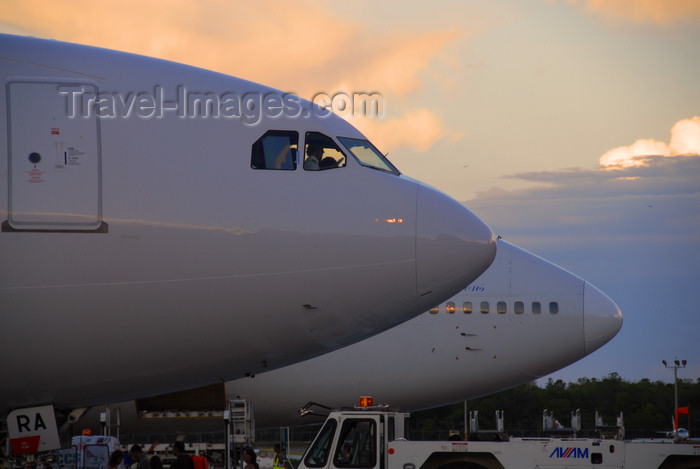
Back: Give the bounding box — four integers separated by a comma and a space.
295, 401, 700, 469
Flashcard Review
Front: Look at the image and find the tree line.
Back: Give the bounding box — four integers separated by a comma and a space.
408, 373, 699, 440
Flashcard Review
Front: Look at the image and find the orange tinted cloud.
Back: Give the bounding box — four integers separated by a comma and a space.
329, 30, 461, 98
669, 116, 700, 155
0, 0, 357, 88
562, 0, 700, 25
349, 109, 455, 153
600, 116, 700, 168
1, 0, 460, 153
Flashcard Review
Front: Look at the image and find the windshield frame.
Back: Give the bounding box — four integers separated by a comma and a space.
337, 136, 400, 175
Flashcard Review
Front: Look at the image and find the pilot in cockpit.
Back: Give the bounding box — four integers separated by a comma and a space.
304, 144, 323, 170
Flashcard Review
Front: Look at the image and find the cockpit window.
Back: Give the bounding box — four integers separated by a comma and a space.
251, 130, 298, 170
304, 132, 347, 171
337, 137, 399, 175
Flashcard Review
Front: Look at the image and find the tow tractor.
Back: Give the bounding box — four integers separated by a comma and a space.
295, 397, 700, 469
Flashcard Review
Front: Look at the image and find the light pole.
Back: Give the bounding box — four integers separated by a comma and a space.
662, 358, 687, 439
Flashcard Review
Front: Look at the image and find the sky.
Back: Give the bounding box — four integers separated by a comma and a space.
2, 0, 699, 385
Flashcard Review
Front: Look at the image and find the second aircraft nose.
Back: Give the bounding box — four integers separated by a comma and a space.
415, 184, 496, 311
583, 281, 623, 355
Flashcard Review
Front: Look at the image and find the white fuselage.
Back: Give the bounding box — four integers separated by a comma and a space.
77, 240, 621, 433
0, 34, 496, 414
223, 239, 622, 425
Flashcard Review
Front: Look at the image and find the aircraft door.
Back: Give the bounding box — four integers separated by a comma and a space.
5, 81, 103, 231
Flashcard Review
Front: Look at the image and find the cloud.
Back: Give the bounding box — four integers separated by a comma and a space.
349, 109, 461, 153
330, 30, 462, 98
669, 116, 700, 155
490, 154, 700, 201
560, 0, 700, 26
468, 154, 700, 248
599, 116, 700, 168
1, 0, 462, 154
0, 1, 357, 90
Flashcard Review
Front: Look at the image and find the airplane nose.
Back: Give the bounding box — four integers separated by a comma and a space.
583, 281, 623, 354
415, 184, 496, 311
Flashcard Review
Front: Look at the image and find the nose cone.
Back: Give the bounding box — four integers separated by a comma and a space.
416, 184, 496, 311
583, 281, 623, 354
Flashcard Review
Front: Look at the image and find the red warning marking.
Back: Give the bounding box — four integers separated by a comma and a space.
25, 167, 46, 183
11, 435, 40, 454
51, 128, 60, 135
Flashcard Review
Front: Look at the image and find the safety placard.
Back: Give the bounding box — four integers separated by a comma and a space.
7, 405, 61, 454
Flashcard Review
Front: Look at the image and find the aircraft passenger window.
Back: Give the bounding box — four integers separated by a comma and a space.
532, 302, 541, 314
480, 301, 489, 314
251, 130, 298, 170
337, 136, 399, 174
304, 132, 347, 171
429, 306, 439, 314
497, 301, 507, 314
463, 302, 472, 314
446, 302, 456, 314
514, 301, 524, 314
549, 302, 559, 314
